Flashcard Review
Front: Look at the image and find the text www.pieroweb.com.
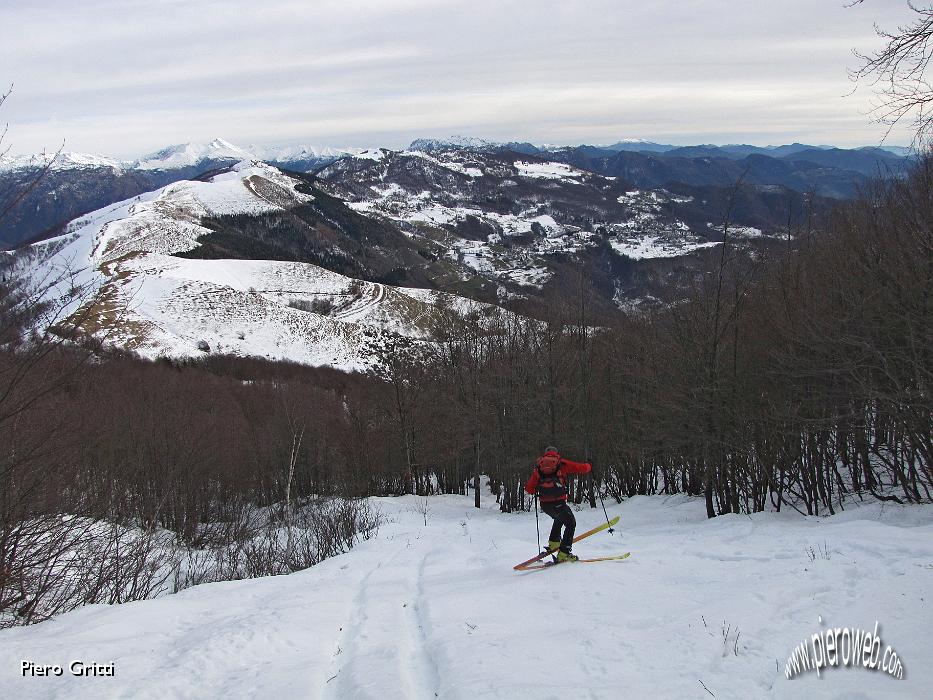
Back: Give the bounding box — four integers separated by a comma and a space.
785, 619, 904, 680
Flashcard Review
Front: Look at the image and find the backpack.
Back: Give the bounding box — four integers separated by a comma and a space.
536, 453, 565, 500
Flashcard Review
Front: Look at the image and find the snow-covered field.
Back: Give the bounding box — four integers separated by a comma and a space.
1, 490, 929, 699
610, 234, 721, 260
513, 160, 585, 182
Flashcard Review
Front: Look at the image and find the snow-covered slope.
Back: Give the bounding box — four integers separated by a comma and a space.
14, 161, 498, 370
317, 148, 746, 295
0, 492, 929, 699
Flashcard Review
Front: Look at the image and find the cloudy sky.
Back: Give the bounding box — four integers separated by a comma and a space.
0, 0, 919, 158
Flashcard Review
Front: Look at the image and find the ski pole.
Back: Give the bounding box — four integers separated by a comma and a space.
595, 468, 615, 534
534, 494, 542, 552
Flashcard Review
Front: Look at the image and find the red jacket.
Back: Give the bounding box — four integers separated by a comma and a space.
525, 451, 592, 502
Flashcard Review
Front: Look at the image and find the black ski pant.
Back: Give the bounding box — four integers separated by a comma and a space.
542, 501, 576, 552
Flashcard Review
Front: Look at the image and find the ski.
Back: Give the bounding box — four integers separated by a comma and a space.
513, 515, 621, 570
520, 552, 631, 570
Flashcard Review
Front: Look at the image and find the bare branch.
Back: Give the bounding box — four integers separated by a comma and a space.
850, 3, 933, 146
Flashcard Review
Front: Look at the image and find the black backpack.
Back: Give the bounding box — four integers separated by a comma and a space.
536, 454, 566, 499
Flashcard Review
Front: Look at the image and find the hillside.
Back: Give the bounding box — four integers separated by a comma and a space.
0, 492, 928, 699
313, 147, 801, 306
12, 160, 499, 371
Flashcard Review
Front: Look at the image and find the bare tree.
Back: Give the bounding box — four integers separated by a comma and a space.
0, 86, 63, 228
282, 404, 304, 567
850, 2, 933, 145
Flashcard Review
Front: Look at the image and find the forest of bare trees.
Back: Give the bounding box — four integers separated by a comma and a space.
426, 157, 932, 518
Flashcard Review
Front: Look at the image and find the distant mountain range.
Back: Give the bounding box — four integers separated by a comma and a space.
0, 137, 358, 174
408, 135, 911, 158
0, 135, 912, 251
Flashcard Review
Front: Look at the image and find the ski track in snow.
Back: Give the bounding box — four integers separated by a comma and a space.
322, 542, 441, 700
1, 493, 932, 699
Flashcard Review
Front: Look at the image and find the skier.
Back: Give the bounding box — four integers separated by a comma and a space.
524, 446, 592, 562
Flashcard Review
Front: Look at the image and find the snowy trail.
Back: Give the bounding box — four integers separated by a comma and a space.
332, 283, 385, 322
320, 541, 441, 699
1, 492, 932, 699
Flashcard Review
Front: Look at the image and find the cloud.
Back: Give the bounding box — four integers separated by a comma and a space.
0, 0, 918, 156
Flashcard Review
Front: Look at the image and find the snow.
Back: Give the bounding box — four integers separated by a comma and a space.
0, 491, 929, 699
246, 144, 360, 162
404, 151, 484, 177
348, 190, 578, 289
705, 223, 767, 239
29, 162, 309, 268
325, 150, 753, 297
119, 258, 374, 370
731, 226, 765, 238
0, 151, 123, 172
500, 266, 551, 287
513, 160, 584, 182
617, 189, 692, 207
352, 149, 388, 162
405, 204, 462, 227
394, 286, 493, 320
132, 138, 253, 171
408, 136, 497, 152
87, 252, 479, 369
611, 235, 721, 260
526, 213, 560, 232
451, 240, 496, 275
182, 165, 296, 216
0, 139, 358, 175
374, 197, 565, 243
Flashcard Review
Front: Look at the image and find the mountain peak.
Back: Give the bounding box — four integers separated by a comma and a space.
207, 137, 240, 151
133, 138, 253, 170
408, 135, 498, 152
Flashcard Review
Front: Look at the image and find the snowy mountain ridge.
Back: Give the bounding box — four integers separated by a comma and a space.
0, 150, 124, 172
0, 138, 359, 175
247, 143, 362, 163
131, 137, 253, 171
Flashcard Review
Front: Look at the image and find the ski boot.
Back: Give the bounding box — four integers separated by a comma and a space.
557, 549, 579, 563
